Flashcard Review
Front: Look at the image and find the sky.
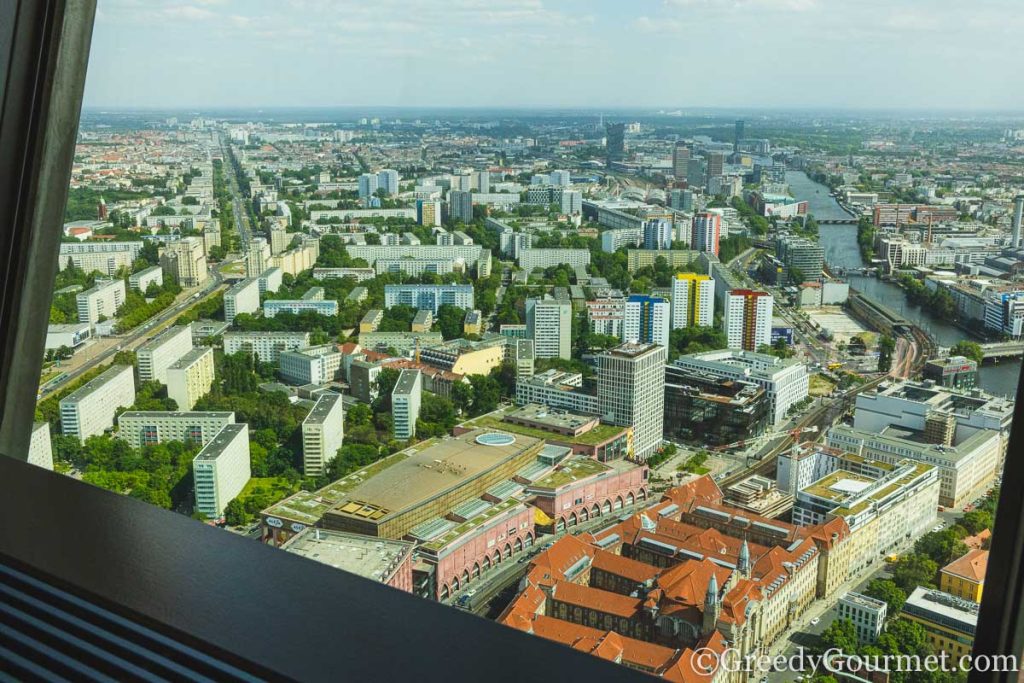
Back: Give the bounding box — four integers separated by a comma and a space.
84, 0, 1024, 111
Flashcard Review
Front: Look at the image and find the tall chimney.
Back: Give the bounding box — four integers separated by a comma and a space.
1012, 195, 1024, 249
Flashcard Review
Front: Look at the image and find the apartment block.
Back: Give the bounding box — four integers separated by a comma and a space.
166, 347, 215, 411
128, 265, 163, 292
670, 273, 715, 329
622, 295, 669, 348
384, 284, 474, 314
302, 393, 344, 477
526, 296, 571, 360
724, 289, 773, 351
76, 279, 126, 325
192, 423, 251, 519
223, 278, 261, 323
60, 364, 136, 442
136, 324, 194, 384
116, 410, 235, 449
28, 422, 54, 471
597, 343, 667, 461
392, 369, 423, 441
160, 237, 207, 288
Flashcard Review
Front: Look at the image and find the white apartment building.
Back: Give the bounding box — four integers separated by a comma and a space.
671, 350, 809, 425
60, 364, 136, 442
128, 265, 163, 292
622, 295, 670, 348
515, 370, 599, 415
517, 248, 591, 272
670, 273, 715, 328
313, 267, 376, 282
167, 347, 215, 411
279, 345, 343, 385
301, 394, 344, 477
137, 324, 193, 384
526, 296, 572, 360
515, 339, 535, 381
384, 284, 474, 314
597, 343, 667, 461
193, 423, 251, 518
117, 410, 234, 449
223, 278, 261, 324
837, 593, 888, 645
28, 422, 54, 471
347, 245, 490, 278
392, 369, 422, 441
723, 289, 773, 351
59, 241, 143, 275
587, 298, 625, 338
258, 267, 283, 294
224, 331, 311, 363
76, 279, 126, 325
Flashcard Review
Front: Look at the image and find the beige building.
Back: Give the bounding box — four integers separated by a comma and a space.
167, 347, 215, 411
160, 237, 207, 288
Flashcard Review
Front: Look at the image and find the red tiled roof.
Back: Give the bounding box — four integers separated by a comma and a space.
592, 548, 660, 584
942, 549, 988, 582
551, 580, 642, 619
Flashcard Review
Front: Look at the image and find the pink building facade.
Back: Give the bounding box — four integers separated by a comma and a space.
529, 461, 650, 532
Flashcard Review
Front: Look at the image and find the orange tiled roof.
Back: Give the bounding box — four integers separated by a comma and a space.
526, 534, 596, 588
662, 631, 727, 683
551, 580, 642, 619
942, 549, 988, 583
591, 548, 660, 584
963, 528, 991, 550
720, 578, 762, 626
529, 615, 680, 671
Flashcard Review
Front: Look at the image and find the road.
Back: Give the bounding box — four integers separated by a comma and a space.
39, 266, 226, 401
220, 141, 254, 250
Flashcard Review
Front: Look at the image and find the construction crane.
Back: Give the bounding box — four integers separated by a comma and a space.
710, 426, 819, 453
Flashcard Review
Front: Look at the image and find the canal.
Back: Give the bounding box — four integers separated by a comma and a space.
786, 171, 1020, 398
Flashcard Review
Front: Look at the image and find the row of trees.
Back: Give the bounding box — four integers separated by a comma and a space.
898, 274, 957, 321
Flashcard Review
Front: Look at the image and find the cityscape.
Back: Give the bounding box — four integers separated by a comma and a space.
23, 3, 1024, 682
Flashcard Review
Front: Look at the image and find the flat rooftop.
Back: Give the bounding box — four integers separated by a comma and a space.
59, 365, 131, 405
328, 429, 540, 523
194, 423, 246, 461
418, 498, 525, 553
281, 528, 412, 583
119, 411, 233, 420
505, 404, 598, 431
804, 470, 874, 503
530, 456, 615, 490
303, 393, 342, 425
459, 408, 624, 447
168, 346, 212, 370
840, 591, 888, 613
137, 324, 190, 353
393, 369, 421, 395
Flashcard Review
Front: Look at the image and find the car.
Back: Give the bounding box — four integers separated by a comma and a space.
810, 617, 820, 626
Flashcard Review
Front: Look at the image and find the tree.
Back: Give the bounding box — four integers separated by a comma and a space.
435, 304, 466, 340
451, 381, 473, 415
892, 554, 938, 593
372, 368, 401, 412
224, 498, 249, 526
468, 374, 501, 416
914, 529, 969, 566
820, 618, 858, 654
864, 578, 907, 614
959, 510, 993, 534
949, 340, 984, 365
878, 334, 896, 372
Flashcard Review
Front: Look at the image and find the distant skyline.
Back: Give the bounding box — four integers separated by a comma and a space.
85, 0, 1024, 111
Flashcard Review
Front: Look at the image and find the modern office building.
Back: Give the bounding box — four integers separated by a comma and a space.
672, 142, 690, 178
159, 237, 207, 288
192, 423, 251, 519
901, 587, 978, 659
384, 284, 474, 314
515, 338, 535, 381
597, 343, 667, 461
449, 190, 473, 223
44, 323, 91, 350
724, 289, 773, 351
525, 296, 572, 360
76, 279, 125, 324
622, 295, 669, 348
691, 211, 722, 256
392, 370, 423, 441
642, 219, 672, 250
922, 357, 979, 391
302, 393, 344, 477
605, 122, 625, 165
116, 411, 235, 449
137, 324, 193, 384
166, 346, 215, 411
223, 278, 260, 324
776, 236, 824, 281
837, 593, 887, 645
59, 364, 136, 442
706, 151, 725, 179
670, 273, 715, 329
671, 350, 809, 425
663, 365, 768, 446
559, 189, 582, 215
128, 265, 163, 292
223, 331, 310, 363
516, 370, 599, 415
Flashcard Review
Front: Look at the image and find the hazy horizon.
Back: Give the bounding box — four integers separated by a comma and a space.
85, 0, 1024, 111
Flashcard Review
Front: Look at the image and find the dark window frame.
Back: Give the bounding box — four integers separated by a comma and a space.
0, 2, 1020, 681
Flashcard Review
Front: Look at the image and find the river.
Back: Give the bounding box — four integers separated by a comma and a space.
786, 171, 1020, 398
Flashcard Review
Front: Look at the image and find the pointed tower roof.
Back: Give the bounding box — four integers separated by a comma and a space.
738, 539, 750, 574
